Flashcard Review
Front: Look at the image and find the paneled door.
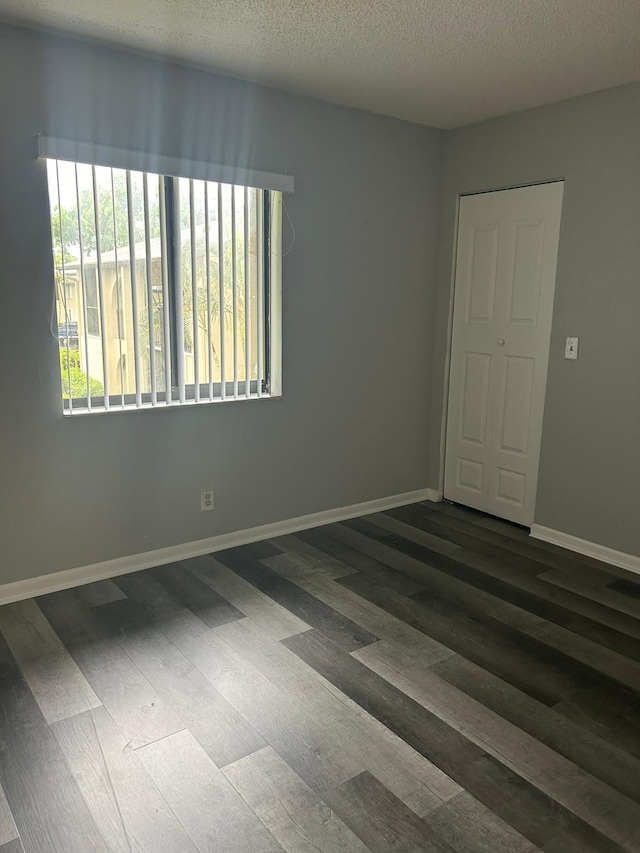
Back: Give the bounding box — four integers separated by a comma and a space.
444, 182, 564, 525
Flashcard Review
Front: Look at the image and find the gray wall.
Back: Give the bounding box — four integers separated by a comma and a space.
0, 24, 444, 583
430, 83, 640, 556
3, 22, 638, 586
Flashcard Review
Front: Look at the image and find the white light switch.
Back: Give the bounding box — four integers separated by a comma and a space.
565, 337, 579, 360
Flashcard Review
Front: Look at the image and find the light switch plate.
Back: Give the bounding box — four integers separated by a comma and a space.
565, 337, 579, 360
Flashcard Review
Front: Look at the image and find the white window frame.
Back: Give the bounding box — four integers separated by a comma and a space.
39, 135, 292, 415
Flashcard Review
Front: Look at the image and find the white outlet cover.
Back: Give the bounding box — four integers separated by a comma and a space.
200, 489, 215, 511
565, 337, 579, 360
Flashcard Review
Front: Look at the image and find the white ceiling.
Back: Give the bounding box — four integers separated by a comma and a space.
1, 0, 639, 128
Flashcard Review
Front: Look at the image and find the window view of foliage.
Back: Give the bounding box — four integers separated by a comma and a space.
50, 165, 259, 401
59, 348, 104, 399
52, 173, 209, 257
179, 231, 248, 359
52, 175, 251, 357
52, 173, 163, 258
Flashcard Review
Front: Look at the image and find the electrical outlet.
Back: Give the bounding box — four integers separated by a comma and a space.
565, 337, 579, 360
200, 489, 214, 511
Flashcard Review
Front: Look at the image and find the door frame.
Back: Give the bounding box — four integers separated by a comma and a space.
436, 178, 565, 524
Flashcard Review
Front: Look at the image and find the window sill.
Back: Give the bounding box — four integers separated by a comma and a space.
62, 390, 281, 417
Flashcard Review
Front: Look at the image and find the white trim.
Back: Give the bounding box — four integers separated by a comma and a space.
436, 193, 462, 496
37, 135, 295, 194
0, 489, 432, 605
424, 488, 443, 502
530, 525, 640, 576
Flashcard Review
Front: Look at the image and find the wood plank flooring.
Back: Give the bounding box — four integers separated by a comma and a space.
0, 500, 639, 852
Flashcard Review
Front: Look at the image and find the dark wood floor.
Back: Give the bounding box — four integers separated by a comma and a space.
1, 500, 639, 852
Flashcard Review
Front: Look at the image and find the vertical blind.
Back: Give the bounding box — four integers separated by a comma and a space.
39, 137, 292, 415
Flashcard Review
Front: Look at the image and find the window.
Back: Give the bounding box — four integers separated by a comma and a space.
85, 270, 100, 336
41, 137, 292, 415
112, 276, 125, 340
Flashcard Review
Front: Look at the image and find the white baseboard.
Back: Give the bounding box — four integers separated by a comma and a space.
424, 488, 443, 502
530, 524, 640, 576
0, 488, 433, 605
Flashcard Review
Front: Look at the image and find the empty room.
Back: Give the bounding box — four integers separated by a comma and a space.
0, 1, 639, 850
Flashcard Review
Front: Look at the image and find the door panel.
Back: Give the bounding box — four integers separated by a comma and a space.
457, 458, 484, 493
444, 182, 564, 525
497, 355, 534, 456
508, 221, 545, 324
466, 225, 499, 323
496, 467, 526, 507
460, 352, 491, 445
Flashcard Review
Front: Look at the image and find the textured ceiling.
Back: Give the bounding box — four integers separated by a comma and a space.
1, 0, 639, 128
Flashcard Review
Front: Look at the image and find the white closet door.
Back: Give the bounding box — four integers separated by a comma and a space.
444, 182, 564, 525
